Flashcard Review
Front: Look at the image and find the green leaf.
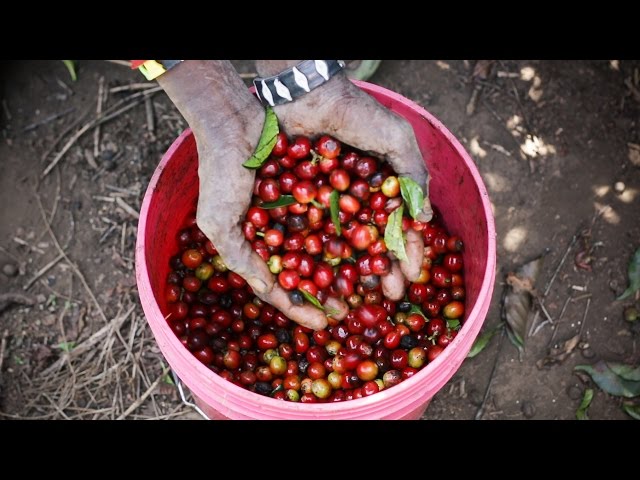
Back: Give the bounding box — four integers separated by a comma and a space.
299, 289, 324, 311
617, 247, 640, 300
329, 190, 341, 236
575, 361, 640, 398
242, 106, 279, 168
398, 176, 425, 220
623, 403, 640, 420
384, 204, 408, 262
62, 60, 77, 81
325, 307, 341, 318
447, 319, 461, 330
162, 372, 175, 386
259, 195, 297, 209
505, 326, 524, 356
576, 388, 594, 420
607, 362, 640, 382
409, 304, 427, 319
271, 383, 284, 396
57, 341, 76, 352
468, 323, 503, 359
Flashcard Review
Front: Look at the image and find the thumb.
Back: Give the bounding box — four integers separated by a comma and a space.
260, 285, 329, 331
398, 228, 424, 282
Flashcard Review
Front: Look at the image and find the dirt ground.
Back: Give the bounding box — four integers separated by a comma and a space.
1, 60, 639, 420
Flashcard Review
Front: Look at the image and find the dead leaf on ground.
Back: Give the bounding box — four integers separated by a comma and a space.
503, 255, 544, 354
575, 360, 640, 398
472, 60, 495, 80
617, 247, 640, 300
623, 402, 640, 420
467, 322, 503, 359
629, 143, 640, 167
31, 344, 53, 367
537, 334, 580, 369
576, 388, 594, 420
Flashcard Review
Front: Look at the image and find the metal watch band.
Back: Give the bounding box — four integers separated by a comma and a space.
253, 60, 346, 107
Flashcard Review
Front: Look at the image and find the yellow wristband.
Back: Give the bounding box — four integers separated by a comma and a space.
138, 60, 183, 80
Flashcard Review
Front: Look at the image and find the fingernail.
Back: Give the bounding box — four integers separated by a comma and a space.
417, 210, 433, 222
419, 199, 433, 222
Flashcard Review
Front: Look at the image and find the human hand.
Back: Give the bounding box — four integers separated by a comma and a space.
259, 65, 432, 300
159, 61, 330, 330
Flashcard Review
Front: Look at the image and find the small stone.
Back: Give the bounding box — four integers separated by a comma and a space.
103, 159, 117, 172
614, 181, 625, 193
35, 294, 47, 304
567, 385, 583, 400
521, 401, 536, 419
468, 388, 483, 407
2, 262, 18, 277
41, 314, 56, 326
581, 347, 596, 359
100, 149, 116, 162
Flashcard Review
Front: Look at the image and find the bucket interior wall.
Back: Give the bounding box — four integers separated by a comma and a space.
136, 81, 496, 420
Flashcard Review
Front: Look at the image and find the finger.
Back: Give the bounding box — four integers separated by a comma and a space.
324, 296, 349, 322
399, 228, 424, 282
198, 204, 274, 295
381, 260, 406, 301
416, 175, 433, 223
384, 120, 433, 223
261, 285, 328, 330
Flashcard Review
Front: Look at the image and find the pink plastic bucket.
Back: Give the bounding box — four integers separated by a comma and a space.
135, 81, 496, 419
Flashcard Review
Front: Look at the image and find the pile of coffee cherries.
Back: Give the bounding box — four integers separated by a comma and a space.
165, 134, 466, 403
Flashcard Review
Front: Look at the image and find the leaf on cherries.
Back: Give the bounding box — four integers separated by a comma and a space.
259, 195, 297, 209
446, 319, 461, 330
329, 189, 342, 236
384, 204, 408, 262
299, 289, 324, 311
408, 304, 427, 319
242, 106, 279, 169
399, 176, 425, 220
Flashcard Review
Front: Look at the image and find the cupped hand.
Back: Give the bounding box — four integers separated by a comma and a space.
192, 107, 331, 331
159, 61, 333, 330
270, 72, 432, 300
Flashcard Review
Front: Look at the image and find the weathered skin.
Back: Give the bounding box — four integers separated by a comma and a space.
158, 60, 432, 330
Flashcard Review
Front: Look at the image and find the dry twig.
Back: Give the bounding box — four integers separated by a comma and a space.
0, 330, 9, 374
115, 197, 140, 219
117, 366, 170, 420
93, 76, 105, 157
35, 193, 107, 323
23, 252, 65, 291
42, 86, 162, 177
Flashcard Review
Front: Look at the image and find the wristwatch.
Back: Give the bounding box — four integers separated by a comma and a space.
253, 60, 346, 107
